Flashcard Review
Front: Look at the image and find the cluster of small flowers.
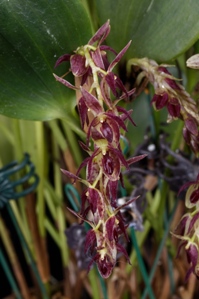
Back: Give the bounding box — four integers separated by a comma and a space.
127, 57, 199, 154
127, 56, 199, 280
173, 174, 199, 281
54, 21, 146, 278
171, 55, 199, 280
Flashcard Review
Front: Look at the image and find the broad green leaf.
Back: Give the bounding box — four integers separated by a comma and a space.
94, 0, 199, 62
0, 0, 93, 121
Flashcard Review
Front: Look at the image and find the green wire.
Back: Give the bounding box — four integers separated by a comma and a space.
98, 270, 108, 299
0, 249, 22, 299
6, 204, 50, 299
64, 183, 81, 212
130, 228, 155, 299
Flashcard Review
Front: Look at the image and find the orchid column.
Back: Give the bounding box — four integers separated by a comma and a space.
54, 21, 146, 278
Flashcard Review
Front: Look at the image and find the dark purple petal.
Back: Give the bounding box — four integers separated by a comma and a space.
91, 127, 104, 141
54, 54, 71, 68
78, 97, 89, 128
115, 196, 139, 214
91, 47, 105, 70
80, 190, 89, 214
175, 214, 190, 235
106, 216, 116, 241
53, 73, 78, 90
106, 180, 118, 207
183, 126, 191, 145
178, 180, 194, 195
88, 20, 110, 45
116, 107, 136, 126
88, 188, 102, 215
188, 212, 199, 233
106, 117, 120, 145
158, 66, 170, 75
81, 87, 103, 115
116, 213, 129, 241
86, 117, 100, 145
152, 93, 168, 110
78, 141, 91, 153
187, 243, 198, 265
100, 121, 113, 143
119, 87, 136, 100
165, 78, 181, 90
106, 112, 127, 132
108, 146, 128, 168
127, 154, 147, 166
97, 255, 114, 279
100, 45, 117, 56
70, 54, 87, 77
115, 77, 129, 97
102, 154, 115, 176
176, 240, 187, 258
108, 40, 132, 71
157, 67, 180, 90
105, 72, 117, 96
76, 157, 90, 177
85, 229, 96, 253
81, 67, 92, 85
185, 118, 198, 136
87, 148, 101, 181
185, 243, 198, 281
116, 243, 131, 264
167, 98, 181, 118
67, 207, 93, 226
190, 189, 199, 204
120, 173, 125, 188
100, 78, 113, 108
61, 169, 82, 182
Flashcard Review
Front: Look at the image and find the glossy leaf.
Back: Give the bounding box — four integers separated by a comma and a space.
94, 0, 199, 62
0, 0, 93, 120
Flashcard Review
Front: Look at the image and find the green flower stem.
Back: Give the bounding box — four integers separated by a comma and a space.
88, 268, 101, 299
44, 182, 58, 220
53, 136, 69, 267
147, 91, 157, 140
9, 201, 31, 249
98, 273, 108, 299
48, 120, 68, 152
12, 119, 31, 246
44, 181, 69, 265
35, 121, 46, 237
12, 119, 23, 159
44, 218, 61, 248
6, 203, 50, 299
62, 117, 86, 140
170, 120, 184, 152
130, 228, 155, 299
57, 208, 69, 266
61, 120, 83, 167
0, 249, 22, 299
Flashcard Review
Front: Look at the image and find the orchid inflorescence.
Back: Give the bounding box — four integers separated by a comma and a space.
127, 57, 199, 279
127, 57, 199, 154
54, 20, 146, 278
